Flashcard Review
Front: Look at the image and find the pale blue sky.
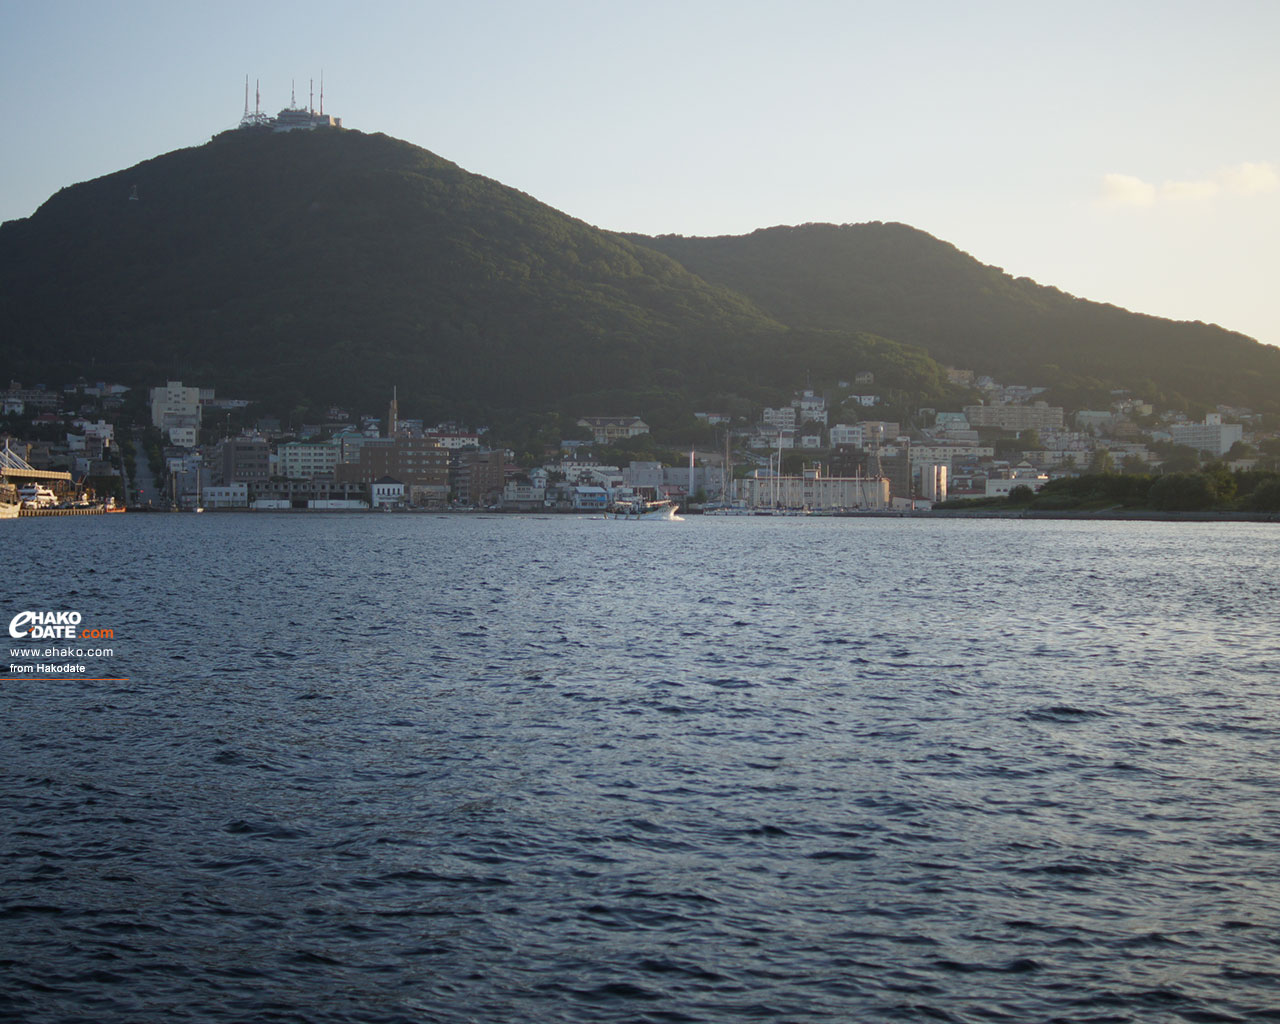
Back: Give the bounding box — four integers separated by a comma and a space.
3, 1, 1277, 347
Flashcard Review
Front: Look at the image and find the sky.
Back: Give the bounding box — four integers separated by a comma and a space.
2, 0, 1277, 347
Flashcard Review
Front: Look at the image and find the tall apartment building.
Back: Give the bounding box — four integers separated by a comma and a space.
450, 450, 506, 506
335, 437, 450, 504
963, 402, 1064, 431
150, 380, 203, 446
920, 463, 948, 502
217, 438, 271, 489
1170, 413, 1243, 456
150, 381, 202, 429
278, 440, 341, 479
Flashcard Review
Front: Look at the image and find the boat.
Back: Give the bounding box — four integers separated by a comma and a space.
0, 479, 17, 518
18, 483, 57, 508
605, 497, 680, 521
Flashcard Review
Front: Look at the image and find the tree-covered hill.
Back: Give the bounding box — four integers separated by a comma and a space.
6, 129, 1266, 425
632, 223, 1280, 415
0, 129, 810, 416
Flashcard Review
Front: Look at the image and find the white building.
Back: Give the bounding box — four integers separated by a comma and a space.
371, 476, 405, 508
1076, 410, 1116, 433
762, 406, 797, 430
920, 464, 948, 502
985, 467, 1050, 497
150, 380, 202, 446
733, 466, 889, 510
935, 412, 970, 431
72, 418, 115, 442
278, 440, 340, 479
151, 381, 201, 430
748, 429, 796, 449
167, 425, 198, 448
203, 483, 248, 508
1170, 413, 1243, 456
830, 421, 902, 449
792, 392, 827, 425
427, 432, 482, 450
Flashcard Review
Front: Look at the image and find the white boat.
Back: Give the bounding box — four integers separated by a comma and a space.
605, 497, 680, 521
18, 483, 57, 508
0, 500, 19, 519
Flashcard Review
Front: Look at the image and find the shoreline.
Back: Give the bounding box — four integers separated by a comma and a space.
107, 506, 1280, 523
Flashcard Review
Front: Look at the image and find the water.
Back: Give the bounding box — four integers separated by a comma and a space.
3, 514, 1279, 1022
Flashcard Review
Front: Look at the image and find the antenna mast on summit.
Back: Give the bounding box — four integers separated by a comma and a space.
319, 71, 324, 115
243, 75, 249, 119
291, 79, 296, 108
309, 79, 314, 113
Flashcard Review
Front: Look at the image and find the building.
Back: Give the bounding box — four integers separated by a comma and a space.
167, 425, 198, 448
252, 479, 369, 508
792, 392, 827, 426
450, 450, 506, 506
217, 437, 271, 489
572, 486, 609, 510
985, 470, 1050, 497
1170, 413, 1243, 456
577, 416, 650, 444
427, 432, 482, 450
733, 466, 889, 510
920, 463, 948, 502
335, 437, 449, 505
2, 383, 60, 413
964, 402, 1064, 432
502, 480, 547, 511
621, 460, 722, 502
203, 483, 249, 508
908, 444, 996, 470
238, 77, 342, 132
829, 421, 901, 448
150, 380, 202, 445
371, 476, 405, 508
278, 440, 341, 479
762, 406, 797, 431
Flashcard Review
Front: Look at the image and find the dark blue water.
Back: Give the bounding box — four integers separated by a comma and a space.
3, 514, 1279, 1022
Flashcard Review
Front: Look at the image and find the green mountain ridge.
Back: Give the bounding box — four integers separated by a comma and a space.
1, 128, 1276, 424
0, 129, 797, 415
632, 223, 1280, 415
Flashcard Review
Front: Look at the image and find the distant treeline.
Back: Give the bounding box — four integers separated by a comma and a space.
941, 468, 1280, 513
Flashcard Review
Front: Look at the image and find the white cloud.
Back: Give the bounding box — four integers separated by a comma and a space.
1220, 161, 1279, 196
1101, 173, 1156, 207
1100, 161, 1278, 207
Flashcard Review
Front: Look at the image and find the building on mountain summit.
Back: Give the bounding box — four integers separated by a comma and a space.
238, 75, 342, 132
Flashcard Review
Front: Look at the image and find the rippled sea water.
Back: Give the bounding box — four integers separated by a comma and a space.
3, 514, 1279, 1023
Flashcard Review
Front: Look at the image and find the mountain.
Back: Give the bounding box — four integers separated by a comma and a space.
0, 129, 764, 415
2, 129, 1274, 425
633, 223, 1280, 415
0, 129, 958, 426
